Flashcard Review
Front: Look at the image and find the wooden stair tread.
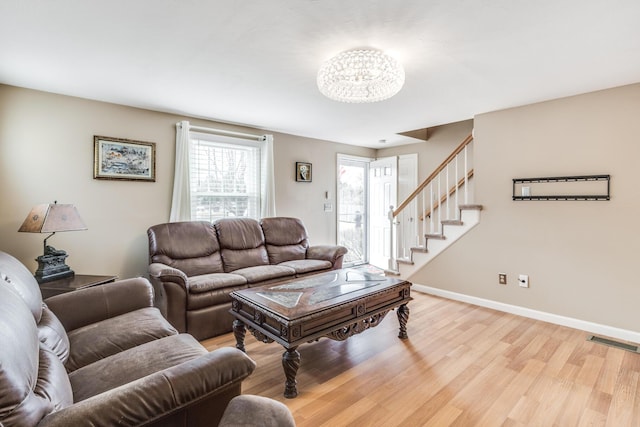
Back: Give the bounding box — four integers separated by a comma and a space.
425, 233, 446, 240
459, 204, 483, 210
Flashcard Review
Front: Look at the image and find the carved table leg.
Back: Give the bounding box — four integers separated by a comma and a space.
282, 347, 301, 398
397, 303, 409, 339
233, 319, 246, 352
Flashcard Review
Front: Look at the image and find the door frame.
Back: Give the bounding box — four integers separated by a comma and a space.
336, 154, 371, 266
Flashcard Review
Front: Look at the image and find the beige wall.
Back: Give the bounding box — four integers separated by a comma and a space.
270, 131, 374, 246
410, 83, 640, 332
0, 85, 374, 279
377, 119, 473, 183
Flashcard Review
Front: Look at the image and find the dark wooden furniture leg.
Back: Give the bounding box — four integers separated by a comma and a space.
397, 303, 409, 339
282, 347, 301, 398
233, 319, 246, 352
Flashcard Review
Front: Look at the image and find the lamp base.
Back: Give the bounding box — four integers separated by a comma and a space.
35, 246, 75, 283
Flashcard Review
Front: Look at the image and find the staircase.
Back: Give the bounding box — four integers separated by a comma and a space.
387, 133, 482, 278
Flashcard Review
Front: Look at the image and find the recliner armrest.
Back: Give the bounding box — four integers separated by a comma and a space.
219, 395, 296, 427
44, 277, 155, 332
306, 245, 348, 268
37, 347, 257, 427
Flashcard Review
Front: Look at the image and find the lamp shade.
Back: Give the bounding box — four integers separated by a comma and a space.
18, 203, 87, 233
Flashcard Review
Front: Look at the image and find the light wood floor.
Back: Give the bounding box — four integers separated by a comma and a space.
202, 292, 640, 426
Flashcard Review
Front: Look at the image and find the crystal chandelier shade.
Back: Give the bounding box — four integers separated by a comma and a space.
317, 49, 405, 103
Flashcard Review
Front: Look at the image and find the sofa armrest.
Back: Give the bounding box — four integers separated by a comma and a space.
307, 245, 348, 268
148, 262, 189, 289
148, 263, 190, 330
37, 347, 256, 427
44, 277, 155, 332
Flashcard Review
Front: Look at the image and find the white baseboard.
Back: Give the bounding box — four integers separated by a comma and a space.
412, 284, 640, 344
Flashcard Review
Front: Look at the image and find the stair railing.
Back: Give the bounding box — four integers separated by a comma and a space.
388, 133, 474, 271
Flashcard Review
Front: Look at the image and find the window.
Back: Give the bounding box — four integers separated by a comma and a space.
189, 133, 261, 221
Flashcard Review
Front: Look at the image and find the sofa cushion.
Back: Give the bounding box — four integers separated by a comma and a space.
187, 272, 248, 310
65, 307, 178, 372
36, 344, 73, 412
216, 218, 270, 272
189, 272, 247, 294
232, 265, 296, 284
221, 248, 270, 273
188, 284, 250, 310
279, 259, 333, 275
148, 221, 225, 276
38, 305, 71, 364
69, 334, 208, 402
261, 217, 309, 264
0, 252, 44, 322
0, 284, 57, 426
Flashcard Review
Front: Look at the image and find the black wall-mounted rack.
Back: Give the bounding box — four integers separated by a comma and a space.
512, 174, 610, 201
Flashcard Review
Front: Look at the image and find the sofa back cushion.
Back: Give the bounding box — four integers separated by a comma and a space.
0, 284, 72, 426
0, 251, 43, 323
148, 221, 224, 277
38, 305, 71, 364
215, 218, 269, 272
0, 251, 72, 366
260, 217, 310, 264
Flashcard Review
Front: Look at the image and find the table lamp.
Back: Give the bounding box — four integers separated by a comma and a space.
18, 201, 87, 283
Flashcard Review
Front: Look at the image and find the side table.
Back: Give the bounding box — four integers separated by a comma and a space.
40, 274, 117, 299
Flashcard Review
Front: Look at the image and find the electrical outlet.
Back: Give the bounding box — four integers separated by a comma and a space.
518, 274, 529, 288
498, 273, 507, 285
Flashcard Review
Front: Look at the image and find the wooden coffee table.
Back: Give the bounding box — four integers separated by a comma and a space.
229, 268, 412, 398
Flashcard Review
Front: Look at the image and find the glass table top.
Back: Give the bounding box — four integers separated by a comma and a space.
255, 270, 388, 308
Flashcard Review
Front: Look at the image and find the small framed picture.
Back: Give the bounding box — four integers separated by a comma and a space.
296, 162, 312, 182
94, 136, 156, 182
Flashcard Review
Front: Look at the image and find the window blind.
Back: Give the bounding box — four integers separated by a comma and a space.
189, 134, 261, 221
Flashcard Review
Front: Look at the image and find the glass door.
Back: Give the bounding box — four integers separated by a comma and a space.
337, 155, 369, 266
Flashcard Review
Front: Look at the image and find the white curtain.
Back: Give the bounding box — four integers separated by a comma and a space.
261, 134, 276, 218
169, 121, 191, 222
169, 121, 276, 221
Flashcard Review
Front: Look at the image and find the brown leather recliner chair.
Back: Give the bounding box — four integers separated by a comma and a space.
0, 251, 296, 427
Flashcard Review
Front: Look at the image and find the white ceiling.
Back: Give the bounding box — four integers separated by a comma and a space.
1, 1, 639, 148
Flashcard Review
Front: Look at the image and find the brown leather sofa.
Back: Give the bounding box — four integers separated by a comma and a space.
0, 251, 294, 427
148, 217, 348, 340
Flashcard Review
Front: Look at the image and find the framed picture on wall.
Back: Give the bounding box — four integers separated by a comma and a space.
296, 162, 312, 182
93, 136, 156, 181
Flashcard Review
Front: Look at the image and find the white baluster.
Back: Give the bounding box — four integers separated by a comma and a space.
455, 153, 459, 219
388, 206, 396, 271
421, 188, 426, 245
437, 174, 442, 234
464, 145, 469, 204
446, 163, 450, 221
429, 183, 434, 235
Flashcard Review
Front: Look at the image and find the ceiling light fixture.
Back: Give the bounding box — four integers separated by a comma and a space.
317, 48, 405, 103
